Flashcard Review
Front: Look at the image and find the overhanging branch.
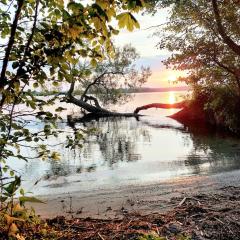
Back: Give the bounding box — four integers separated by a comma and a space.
212, 0, 240, 56
0, 0, 24, 89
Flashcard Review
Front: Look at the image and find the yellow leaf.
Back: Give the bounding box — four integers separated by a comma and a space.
92, 40, 98, 47
116, 12, 140, 31
92, 17, 102, 30
16, 234, 25, 240
51, 152, 61, 161
133, 19, 140, 29
96, 0, 108, 10
99, 37, 105, 44
68, 26, 83, 40
5, 214, 25, 226
56, 0, 64, 6
41, 229, 47, 236
8, 223, 19, 237
106, 8, 116, 19
13, 203, 24, 213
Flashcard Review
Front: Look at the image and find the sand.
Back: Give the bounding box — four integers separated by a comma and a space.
30, 170, 240, 219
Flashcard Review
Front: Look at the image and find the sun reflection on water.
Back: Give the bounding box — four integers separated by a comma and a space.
168, 92, 177, 114
168, 91, 176, 104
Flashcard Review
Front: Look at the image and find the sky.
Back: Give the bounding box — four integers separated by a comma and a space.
114, 9, 186, 88
0, 3, 186, 89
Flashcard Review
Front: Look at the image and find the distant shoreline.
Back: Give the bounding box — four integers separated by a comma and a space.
33, 86, 189, 96
125, 86, 189, 93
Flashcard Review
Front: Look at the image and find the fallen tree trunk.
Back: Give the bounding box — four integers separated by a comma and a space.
68, 95, 187, 119
66, 80, 194, 122
66, 77, 189, 120
67, 94, 140, 117
134, 101, 186, 114
66, 85, 221, 132
67, 87, 187, 120
66, 80, 141, 118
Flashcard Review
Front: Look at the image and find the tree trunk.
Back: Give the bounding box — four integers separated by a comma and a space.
67, 94, 140, 117
212, 0, 240, 56
0, 0, 24, 89
134, 101, 186, 114
66, 79, 141, 118
66, 80, 188, 120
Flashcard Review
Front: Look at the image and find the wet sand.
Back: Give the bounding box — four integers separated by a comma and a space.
30, 170, 240, 219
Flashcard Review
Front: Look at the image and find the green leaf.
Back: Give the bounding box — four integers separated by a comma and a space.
20, 188, 24, 196
33, 82, 39, 88
90, 58, 97, 67
52, 81, 59, 86
12, 62, 19, 69
10, 170, 14, 177
0, 196, 7, 202
19, 196, 45, 204
55, 107, 66, 112
67, 2, 84, 12
4, 177, 21, 195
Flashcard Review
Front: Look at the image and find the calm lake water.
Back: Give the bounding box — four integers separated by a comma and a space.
12, 92, 240, 196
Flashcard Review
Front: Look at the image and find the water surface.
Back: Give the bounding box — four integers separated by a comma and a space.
13, 92, 240, 196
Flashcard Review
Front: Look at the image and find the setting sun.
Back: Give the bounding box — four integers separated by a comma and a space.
167, 70, 187, 84
168, 75, 177, 83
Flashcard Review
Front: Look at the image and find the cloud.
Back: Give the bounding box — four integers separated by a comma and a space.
114, 9, 170, 58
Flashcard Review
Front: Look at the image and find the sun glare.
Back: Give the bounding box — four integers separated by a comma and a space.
168, 75, 177, 83
168, 92, 176, 104
167, 71, 186, 84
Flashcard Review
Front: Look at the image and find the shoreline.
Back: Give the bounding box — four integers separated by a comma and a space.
45, 185, 240, 239
30, 170, 240, 219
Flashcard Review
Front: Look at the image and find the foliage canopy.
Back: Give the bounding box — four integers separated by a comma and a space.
0, 0, 146, 237
152, 0, 240, 132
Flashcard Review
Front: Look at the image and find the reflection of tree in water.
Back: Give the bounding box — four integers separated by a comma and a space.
43, 144, 98, 179
141, 119, 240, 176
44, 161, 71, 179
44, 161, 97, 180
82, 117, 151, 168
182, 124, 240, 175
44, 117, 151, 178
24, 117, 240, 181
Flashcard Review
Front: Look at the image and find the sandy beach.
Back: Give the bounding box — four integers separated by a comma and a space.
31, 170, 240, 219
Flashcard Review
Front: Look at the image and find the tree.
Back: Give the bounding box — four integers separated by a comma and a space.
65, 44, 151, 118
211, 0, 240, 57
0, 0, 146, 237
148, 0, 240, 132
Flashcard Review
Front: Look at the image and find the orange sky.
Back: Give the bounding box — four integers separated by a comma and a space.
147, 68, 187, 88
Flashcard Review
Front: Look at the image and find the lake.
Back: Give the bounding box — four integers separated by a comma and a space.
12, 92, 240, 196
